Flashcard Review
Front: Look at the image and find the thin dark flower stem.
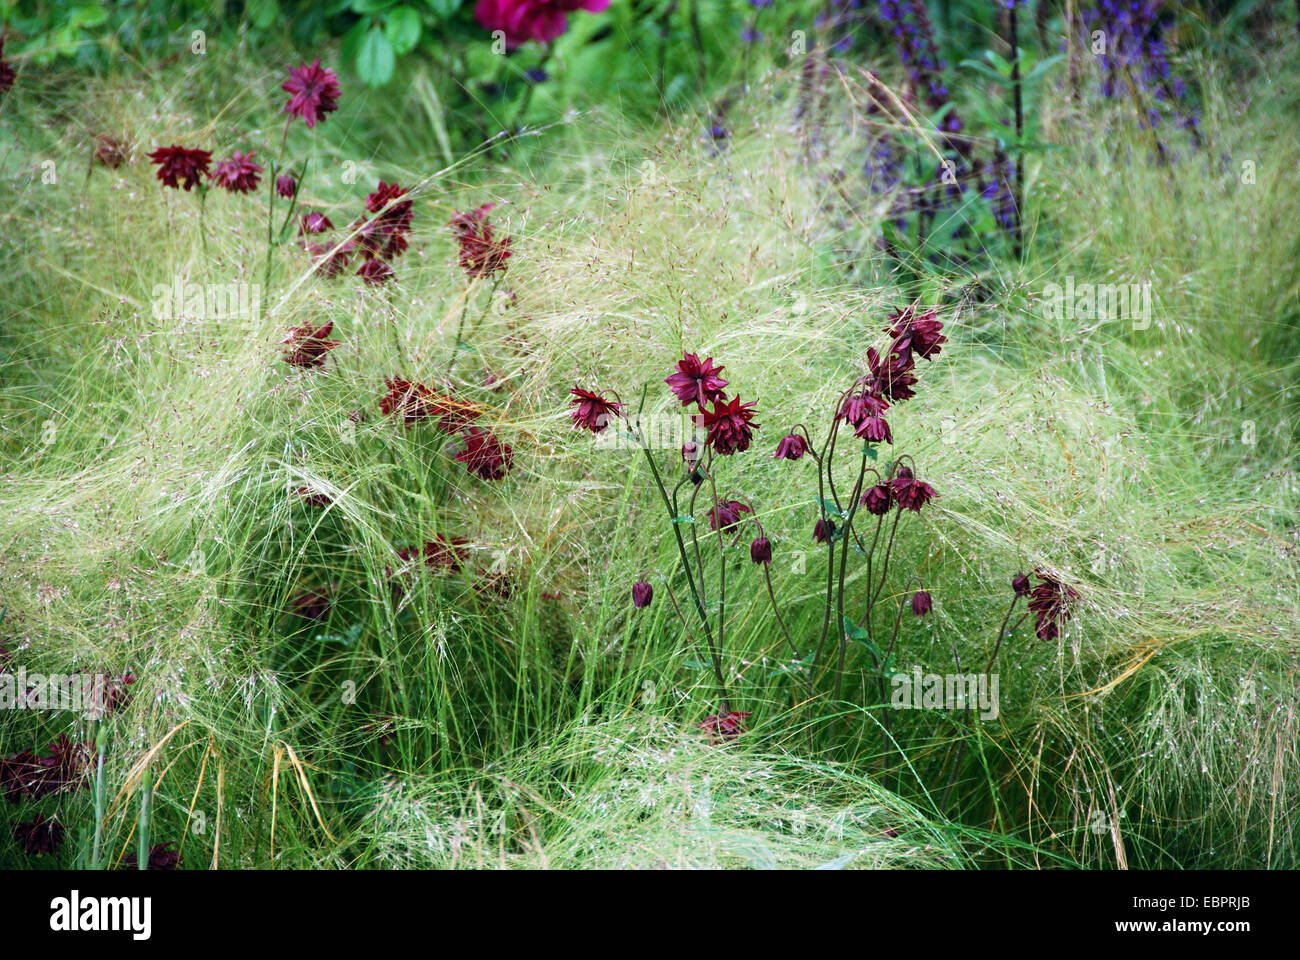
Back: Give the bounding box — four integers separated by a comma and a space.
275, 158, 307, 241
447, 285, 475, 377
761, 562, 800, 660
687, 479, 708, 601
985, 594, 1022, 675
705, 452, 729, 688
263, 160, 277, 297
871, 506, 905, 610
832, 444, 872, 700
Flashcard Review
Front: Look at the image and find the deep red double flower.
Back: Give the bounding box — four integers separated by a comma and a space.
210, 150, 263, 194
666, 353, 728, 409
456, 428, 514, 480
147, 145, 212, 191
363, 181, 414, 261
568, 387, 623, 434
701, 396, 759, 456
774, 433, 809, 460
281, 321, 340, 368
1027, 570, 1079, 642
282, 59, 341, 128
891, 466, 937, 512
697, 710, 751, 743
707, 499, 751, 532
13, 813, 63, 857
450, 203, 512, 279
887, 305, 946, 363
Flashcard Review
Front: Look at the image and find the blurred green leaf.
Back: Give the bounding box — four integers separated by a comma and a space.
385, 5, 422, 55
357, 27, 395, 87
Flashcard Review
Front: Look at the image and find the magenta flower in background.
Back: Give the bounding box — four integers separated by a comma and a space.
632, 580, 653, 608
697, 710, 751, 743
568, 387, 623, 433
450, 203, 512, 279
750, 537, 772, 565
147, 145, 212, 191
0, 39, 15, 96
276, 175, 297, 199
456, 428, 514, 480
357, 259, 395, 285
701, 395, 759, 456
282, 59, 341, 128
666, 353, 728, 409
911, 590, 933, 617
300, 212, 333, 234
474, 0, 611, 49
281, 321, 340, 368
707, 499, 751, 532
13, 813, 64, 856
210, 150, 263, 194
774, 433, 809, 460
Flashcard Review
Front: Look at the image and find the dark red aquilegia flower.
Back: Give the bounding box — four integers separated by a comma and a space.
912, 590, 933, 617
891, 465, 937, 513
1012, 572, 1031, 598
210, 150, 263, 194
276, 175, 297, 199
147, 145, 212, 191
749, 537, 772, 565
697, 711, 751, 744
450, 203, 512, 279
887, 305, 947, 363
356, 259, 395, 285
707, 499, 751, 532
860, 482, 892, 516
1027, 570, 1079, 643
701, 396, 759, 456
568, 387, 623, 434
282, 59, 342, 128
388, 536, 471, 579
773, 433, 808, 460
95, 135, 128, 168
281, 321, 340, 368
666, 352, 728, 409
456, 428, 514, 480
362, 181, 414, 262
124, 841, 182, 871
13, 813, 64, 856
300, 212, 334, 234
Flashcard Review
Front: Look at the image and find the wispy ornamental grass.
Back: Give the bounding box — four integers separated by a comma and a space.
0, 25, 1297, 868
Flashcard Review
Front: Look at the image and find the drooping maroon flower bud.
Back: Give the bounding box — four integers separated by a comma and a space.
855, 412, 892, 443
707, 499, 751, 532
124, 841, 182, 870
450, 203, 512, 279
1027, 570, 1079, 642
887, 306, 946, 361
750, 537, 772, 565
568, 387, 623, 433
701, 395, 759, 456
276, 175, 297, 198
774, 433, 809, 460
632, 580, 653, 608
666, 353, 728, 409
380, 378, 439, 426
456, 428, 514, 480
147, 145, 212, 191
891, 465, 936, 512
281, 321, 340, 368
682, 439, 704, 470
911, 590, 932, 616
300, 212, 333, 234
860, 483, 892, 515
1012, 572, 1031, 598
282, 59, 341, 128
356, 259, 395, 285
210, 150, 263, 194
813, 518, 835, 543
12, 813, 64, 856
697, 710, 751, 743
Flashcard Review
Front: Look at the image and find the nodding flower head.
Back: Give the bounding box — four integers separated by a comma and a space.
456, 428, 514, 481
867, 346, 918, 403
697, 710, 751, 743
774, 433, 809, 460
276, 175, 297, 199
749, 537, 773, 565
1027, 570, 1079, 642
891, 465, 936, 512
568, 387, 623, 434
12, 813, 64, 857
210, 150, 263, 194
1012, 572, 1031, 598
708, 499, 751, 533
281, 321, 340, 368
701, 395, 758, 456
911, 590, 933, 617
860, 483, 893, 516
450, 203, 512, 279
887, 306, 946, 362
813, 517, 835, 543
632, 580, 653, 608
666, 353, 729, 410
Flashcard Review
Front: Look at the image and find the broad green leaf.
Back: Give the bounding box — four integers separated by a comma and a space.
385, 6, 422, 55
247, 0, 280, 30
427, 0, 463, 17
356, 27, 395, 88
